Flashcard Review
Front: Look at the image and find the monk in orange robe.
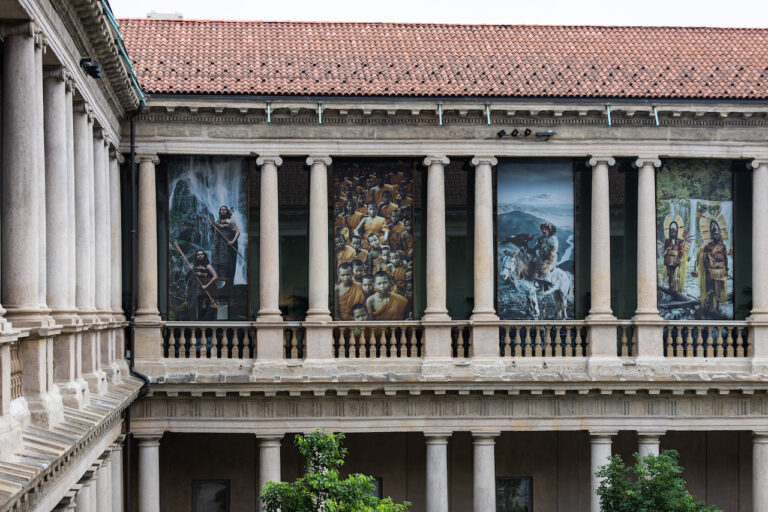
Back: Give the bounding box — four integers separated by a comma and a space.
367, 271, 409, 320
335, 262, 367, 320
355, 203, 389, 249
335, 234, 357, 266
378, 190, 400, 221
387, 209, 405, 250
349, 236, 368, 263
387, 251, 408, 292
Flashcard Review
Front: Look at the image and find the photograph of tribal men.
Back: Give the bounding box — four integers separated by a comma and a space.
333, 161, 415, 321
656, 159, 734, 320
497, 159, 575, 320
167, 156, 249, 321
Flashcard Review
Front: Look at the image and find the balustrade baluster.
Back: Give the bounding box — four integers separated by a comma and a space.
675, 327, 684, 357
289, 328, 299, 358
575, 327, 584, 357
685, 328, 693, 357
726, 327, 734, 357
695, 328, 704, 357
736, 327, 745, 357
409, 328, 418, 357
457, 327, 466, 358
523, 327, 533, 357
665, 327, 673, 357
620, 327, 629, 356
705, 327, 715, 357
543, 327, 552, 357
554, 327, 563, 357
715, 327, 724, 357
503, 327, 511, 357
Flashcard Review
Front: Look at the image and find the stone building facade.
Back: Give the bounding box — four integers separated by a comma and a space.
0, 5, 768, 512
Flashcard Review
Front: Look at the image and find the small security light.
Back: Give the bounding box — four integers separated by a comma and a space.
80, 58, 102, 79
510, 129, 519, 137
496, 130, 507, 138
535, 130, 556, 141
523, 129, 532, 136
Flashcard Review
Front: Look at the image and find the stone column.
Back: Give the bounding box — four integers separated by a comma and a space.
472, 432, 499, 512
93, 131, 109, 316
1, 23, 42, 328
138, 435, 162, 512
586, 157, 617, 361
255, 156, 284, 360
425, 432, 450, 512
750, 160, 768, 364
754, 432, 768, 512
34, 31, 48, 314
134, 154, 164, 360
470, 156, 500, 357
422, 156, 452, 358
75, 479, 94, 512
111, 438, 125, 512
74, 102, 104, 394
590, 432, 615, 512
633, 157, 664, 359
110, 148, 127, 376
637, 431, 663, 458
45, 67, 83, 408
257, 435, 282, 511
65, 77, 77, 316
304, 156, 334, 358
96, 455, 112, 511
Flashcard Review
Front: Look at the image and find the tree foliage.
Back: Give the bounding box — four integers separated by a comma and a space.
596, 450, 722, 512
260, 430, 411, 512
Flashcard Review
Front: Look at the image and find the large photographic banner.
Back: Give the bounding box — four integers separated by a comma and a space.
656, 159, 733, 320
332, 161, 414, 321
168, 156, 249, 321
497, 159, 575, 320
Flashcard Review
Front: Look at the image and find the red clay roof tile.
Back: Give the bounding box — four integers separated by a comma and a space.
118, 19, 768, 99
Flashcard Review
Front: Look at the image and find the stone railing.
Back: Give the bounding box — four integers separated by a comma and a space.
498, 321, 588, 357
148, 319, 760, 364
10, 340, 23, 400
332, 322, 423, 358
663, 322, 750, 358
162, 322, 256, 359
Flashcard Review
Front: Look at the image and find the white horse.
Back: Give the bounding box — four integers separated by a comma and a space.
500, 241, 572, 320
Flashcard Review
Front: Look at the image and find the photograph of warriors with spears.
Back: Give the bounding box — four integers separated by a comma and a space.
497, 160, 575, 320
656, 159, 734, 320
167, 156, 249, 321
332, 161, 414, 321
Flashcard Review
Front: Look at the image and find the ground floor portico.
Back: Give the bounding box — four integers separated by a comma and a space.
130, 430, 757, 512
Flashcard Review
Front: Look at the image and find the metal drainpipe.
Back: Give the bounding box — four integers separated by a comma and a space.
124, 105, 151, 512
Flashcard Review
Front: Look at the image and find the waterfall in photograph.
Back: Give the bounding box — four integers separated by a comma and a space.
167, 156, 249, 321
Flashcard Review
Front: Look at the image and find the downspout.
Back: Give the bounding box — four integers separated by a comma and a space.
124, 105, 151, 512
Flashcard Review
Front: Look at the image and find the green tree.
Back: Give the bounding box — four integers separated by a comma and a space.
596, 449, 722, 512
260, 430, 411, 512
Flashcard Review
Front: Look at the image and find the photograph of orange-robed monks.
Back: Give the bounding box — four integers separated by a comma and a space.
332, 161, 415, 321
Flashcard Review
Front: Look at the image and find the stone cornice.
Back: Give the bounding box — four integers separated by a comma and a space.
130, 391, 768, 436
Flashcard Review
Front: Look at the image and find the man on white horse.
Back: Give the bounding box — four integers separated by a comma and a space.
529, 221, 559, 290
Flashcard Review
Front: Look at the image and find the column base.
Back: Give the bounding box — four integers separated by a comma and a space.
305, 310, 332, 323
470, 322, 501, 358
423, 309, 451, 322
84, 370, 108, 395
26, 391, 64, 429
257, 309, 283, 322
254, 323, 286, 360
421, 322, 453, 359
303, 323, 334, 359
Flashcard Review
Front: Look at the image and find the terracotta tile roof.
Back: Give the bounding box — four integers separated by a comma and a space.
118, 19, 768, 99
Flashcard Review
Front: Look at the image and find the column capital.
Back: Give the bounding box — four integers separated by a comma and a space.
0, 21, 36, 39
589, 430, 618, 440
256, 434, 284, 446
256, 155, 283, 167
424, 431, 452, 443
587, 156, 616, 167
33, 29, 47, 51
110, 148, 125, 164
43, 66, 70, 82
136, 153, 160, 165
135, 433, 163, 446
633, 157, 662, 169
74, 100, 94, 121
423, 155, 450, 167
93, 128, 106, 141
306, 155, 332, 167
471, 431, 501, 442
750, 159, 768, 169
470, 156, 498, 167
65, 74, 77, 93
637, 431, 665, 439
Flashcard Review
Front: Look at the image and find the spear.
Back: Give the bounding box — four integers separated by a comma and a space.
197, 211, 247, 261
173, 242, 218, 309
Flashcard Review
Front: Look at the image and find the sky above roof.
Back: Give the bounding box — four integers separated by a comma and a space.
109, 0, 767, 28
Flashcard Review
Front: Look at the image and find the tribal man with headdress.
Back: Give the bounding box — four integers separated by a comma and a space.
693, 219, 729, 314
210, 205, 240, 283
662, 220, 689, 291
